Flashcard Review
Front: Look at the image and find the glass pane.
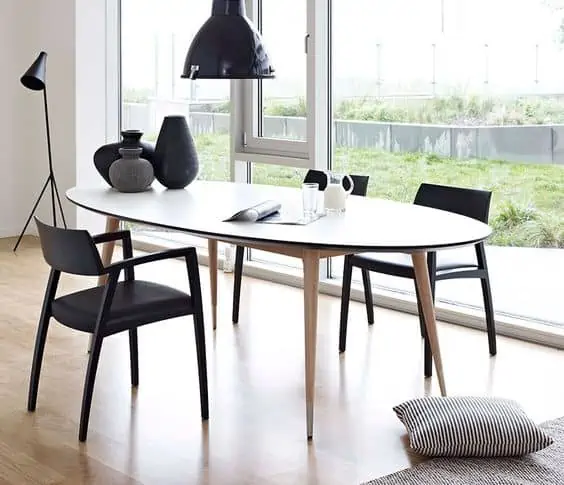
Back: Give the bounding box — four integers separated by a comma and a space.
249, 165, 308, 268
257, 0, 307, 141
122, 0, 230, 245
332, 0, 564, 327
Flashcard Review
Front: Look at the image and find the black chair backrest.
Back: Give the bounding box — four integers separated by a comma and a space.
346, 175, 369, 197
303, 170, 369, 196
303, 170, 329, 190
35, 218, 104, 276
413, 183, 492, 223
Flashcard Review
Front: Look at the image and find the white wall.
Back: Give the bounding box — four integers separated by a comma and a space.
0, 0, 114, 238
0, 1, 41, 237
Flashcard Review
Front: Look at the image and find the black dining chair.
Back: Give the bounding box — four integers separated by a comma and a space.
231, 170, 370, 324
29, 218, 208, 441
339, 183, 497, 378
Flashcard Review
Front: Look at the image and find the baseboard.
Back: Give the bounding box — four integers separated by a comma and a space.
131, 235, 564, 350
0, 227, 24, 239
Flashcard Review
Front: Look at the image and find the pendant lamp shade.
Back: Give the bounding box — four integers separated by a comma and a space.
181, 0, 274, 80
21, 51, 47, 91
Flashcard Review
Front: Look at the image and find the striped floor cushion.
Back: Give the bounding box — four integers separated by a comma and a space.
394, 396, 553, 457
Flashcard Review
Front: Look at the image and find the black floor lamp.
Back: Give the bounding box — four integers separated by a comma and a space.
13, 51, 66, 252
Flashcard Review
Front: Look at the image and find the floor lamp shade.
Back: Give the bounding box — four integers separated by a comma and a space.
21, 51, 47, 91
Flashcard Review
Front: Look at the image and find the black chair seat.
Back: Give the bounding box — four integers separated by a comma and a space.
52, 280, 193, 336
350, 248, 478, 276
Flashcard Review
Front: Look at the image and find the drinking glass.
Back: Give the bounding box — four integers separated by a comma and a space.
302, 182, 319, 219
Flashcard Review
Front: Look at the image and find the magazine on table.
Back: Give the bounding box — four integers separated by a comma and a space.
224, 200, 324, 225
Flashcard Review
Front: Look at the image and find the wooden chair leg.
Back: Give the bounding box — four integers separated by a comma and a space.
232, 245, 245, 324
27, 314, 51, 412
339, 256, 353, 353
193, 312, 209, 420
129, 329, 139, 387
361, 269, 375, 325
79, 335, 104, 442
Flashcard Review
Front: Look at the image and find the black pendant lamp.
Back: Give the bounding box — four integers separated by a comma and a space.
181, 0, 275, 80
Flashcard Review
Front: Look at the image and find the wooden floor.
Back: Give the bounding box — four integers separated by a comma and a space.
1, 237, 564, 485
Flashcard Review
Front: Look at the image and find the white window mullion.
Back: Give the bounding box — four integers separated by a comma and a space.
307, 0, 330, 171
234, 0, 313, 166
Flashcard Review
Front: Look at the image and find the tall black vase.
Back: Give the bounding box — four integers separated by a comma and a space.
94, 130, 156, 187
154, 116, 199, 189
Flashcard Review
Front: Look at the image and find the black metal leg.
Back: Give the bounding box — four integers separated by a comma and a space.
50, 177, 57, 227
129, 329, 139, 387
79, 334, 104, 442
232, 245, 245, 324
193, 312, 209, 420
13, 177, 51, 252
361, 269, 375, 325
339, 256, 353, 353
414, 281, 426, 339
51, 176, 67, 228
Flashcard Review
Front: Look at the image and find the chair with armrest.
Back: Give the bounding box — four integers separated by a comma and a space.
231, 169, 370, 324
339, 183, 497, 378
29, 218, 208, 441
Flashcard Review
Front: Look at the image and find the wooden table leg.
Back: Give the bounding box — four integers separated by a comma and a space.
208, 239, 218, 330
302, 249, 320, 439
89, 216, 120, 352
97, 216, 120, 284
411, 251, 447, 396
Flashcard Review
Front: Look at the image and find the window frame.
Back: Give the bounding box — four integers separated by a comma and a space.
232, 0, 329, 170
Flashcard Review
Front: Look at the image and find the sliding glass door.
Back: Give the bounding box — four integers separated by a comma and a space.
330, 0, 564, 328
119, 0, 564, 331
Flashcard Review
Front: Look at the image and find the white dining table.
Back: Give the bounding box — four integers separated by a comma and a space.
67, 181, 492, 439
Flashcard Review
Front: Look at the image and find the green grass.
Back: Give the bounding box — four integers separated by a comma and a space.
193, 133, 564, 248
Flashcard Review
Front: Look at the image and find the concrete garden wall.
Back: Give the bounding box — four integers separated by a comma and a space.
123, 102, 564, 165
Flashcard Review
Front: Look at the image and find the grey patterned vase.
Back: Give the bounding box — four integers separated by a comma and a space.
109, 147, 154, 193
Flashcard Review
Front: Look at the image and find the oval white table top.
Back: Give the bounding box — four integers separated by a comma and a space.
67, 182, 491, 252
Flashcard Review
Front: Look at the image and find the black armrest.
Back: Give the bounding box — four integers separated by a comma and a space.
92, 230, 131, 245
105, 247, 197, 274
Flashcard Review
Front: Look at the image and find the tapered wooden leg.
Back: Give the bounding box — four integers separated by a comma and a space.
88, 217, 120, 353
411, 252, 446, 396
97, 217, 120, 284
208, 239, 218, 330
302, 249, 320, 439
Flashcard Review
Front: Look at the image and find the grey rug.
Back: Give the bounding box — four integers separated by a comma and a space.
363, 416, 564, 485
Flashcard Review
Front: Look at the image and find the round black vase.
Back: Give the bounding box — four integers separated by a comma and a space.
94, 130, 156, 187
154, 116, 199, 189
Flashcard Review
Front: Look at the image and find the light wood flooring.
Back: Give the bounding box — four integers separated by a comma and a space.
1, 237, 564, 484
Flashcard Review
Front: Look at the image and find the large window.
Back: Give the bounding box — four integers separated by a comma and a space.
330, 0, 564, 327
121, 0, 230, 244
120, 0, 564, 332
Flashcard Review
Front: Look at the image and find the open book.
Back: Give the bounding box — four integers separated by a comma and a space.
224, 200, 282, 222
224, 200, 323, 225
